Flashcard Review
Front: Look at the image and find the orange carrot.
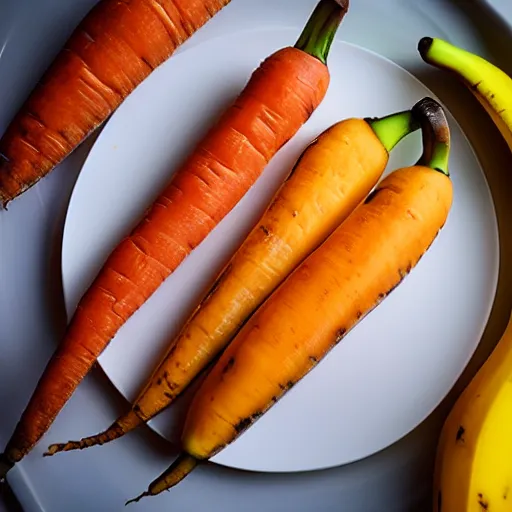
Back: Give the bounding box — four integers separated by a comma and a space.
0, 0, 348, 477
127, 96, 453, 504
0, 0, 232, 207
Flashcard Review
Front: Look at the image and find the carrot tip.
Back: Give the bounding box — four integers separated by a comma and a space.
43, 444, 64, 457
125, 492, 149, 506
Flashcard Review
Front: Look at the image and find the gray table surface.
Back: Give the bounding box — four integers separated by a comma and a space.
1, 0, 512, 511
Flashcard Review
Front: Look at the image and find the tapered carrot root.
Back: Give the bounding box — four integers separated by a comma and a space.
127, 97, 453, 503
0, 0, 232, 207
1, 0, 348, 477
45, 107, 419, 456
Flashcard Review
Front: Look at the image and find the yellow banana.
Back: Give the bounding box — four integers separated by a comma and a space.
418, 37, 512, 151
418, 36, 512, 511
433, 312, 512, 512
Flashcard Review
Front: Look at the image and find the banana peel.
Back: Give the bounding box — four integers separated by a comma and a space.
419, 37, 512, 512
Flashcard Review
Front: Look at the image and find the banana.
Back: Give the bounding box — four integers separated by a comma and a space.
418, 37, 512, 151
433, 313, 512, 512
418, 36, 512, 511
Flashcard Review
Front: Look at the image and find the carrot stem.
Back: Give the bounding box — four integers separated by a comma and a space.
295, 0, 349, 64
365, 110, 419, 153
412, 97, 451, 176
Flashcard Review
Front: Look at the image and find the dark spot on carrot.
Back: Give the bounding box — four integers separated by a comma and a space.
156, 378, 162, 386
251, 411, 263, 421
292, 210, 298, 217
478, 493, 488, 510
456, 426, 465, 443
437, 491, 442, 512
309, 356, 318, 363
271, 396, 278, 403
163, 371, 179, 391
222, 357, 235, 375
364, 188, 383, 204
175, 362, 180, 368
278, 383, 286, 390
285, 381, 295, 390
200, 272, 224, 305
335, 328, 347, 344
164, 392, 173, 399
133, 404, 141, 413
140, 56, 154, 70
260, 225, 270, 236
356, 311, 362, 319
234, 417, 252, 434
383, 280, 401, 298
57, 129, 72, 144
406, 263, 412, 273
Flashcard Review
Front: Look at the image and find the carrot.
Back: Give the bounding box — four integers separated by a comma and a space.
0, 0, 348, 477
0, 0, 233, 208
126, 97, 453, 504
45, 107, 420, 456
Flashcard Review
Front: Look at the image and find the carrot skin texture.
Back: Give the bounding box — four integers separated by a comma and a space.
3, 47, 330, 465
0, 0, 231, 206
182, 166, 453, 459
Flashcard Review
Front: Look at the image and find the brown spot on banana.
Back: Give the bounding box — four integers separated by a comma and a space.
477, 493, 489, 510
455, 425, 465, 443
504, 486, 509, 500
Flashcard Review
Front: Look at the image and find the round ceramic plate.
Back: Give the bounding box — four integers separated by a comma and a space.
61, 28, 499, 473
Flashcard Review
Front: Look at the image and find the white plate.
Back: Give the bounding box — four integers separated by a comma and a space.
61, 28, 499, 473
